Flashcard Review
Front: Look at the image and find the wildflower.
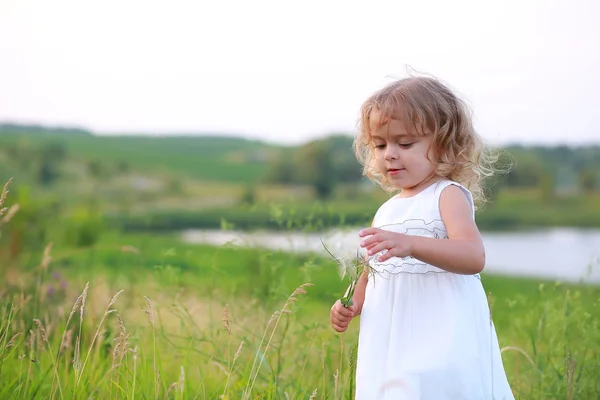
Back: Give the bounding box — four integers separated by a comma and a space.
321, 240, 374, 308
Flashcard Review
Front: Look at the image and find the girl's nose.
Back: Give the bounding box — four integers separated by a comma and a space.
385, 145, 399, 160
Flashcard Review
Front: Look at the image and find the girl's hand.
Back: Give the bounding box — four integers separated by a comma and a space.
359, 227, 413, 262
330, 300, 356, 333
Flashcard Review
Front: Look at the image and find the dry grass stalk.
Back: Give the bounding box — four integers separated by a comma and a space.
68, 295, 83, 325
163, 382, 179, 400
163, 382, 178, 400
61, 284, 85, 332
162, 368, 185, 400
0, 178, 14, 239
177, 365, 185, 396
309, 389, 318, 400
72, 283, 90, 389
33, 319, 48, 345
73, 336, 81, 371
77, 289, 125, 387
79, 283, 90, 322
0, 178, 13, 214
120, 245, 141, 255
110, 314, 130, 373
0, 204, 19, 225
222, 340, 245, 398
62, 328, 73, 352
212, 360, 229, 376
500, 346, 535, 366
282, 283, 313, 313
17, 294, 33, 313
221, 303, 233, 398
131, 345, 139, 399
143, 296, 160, 400
56, 282, 89, 369
7, 332, 22, 348
232, 340, 244, 366
34, 318, 64, 399
27, 330, 35, 356
108, 290, 124, 309
333, 369, 339, 399
222, 304, 230, 335
38, 243, 53, 271
144, 296, 155, 326
243, 283, 312, 400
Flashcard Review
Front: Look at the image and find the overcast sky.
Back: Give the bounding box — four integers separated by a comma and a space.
1, 0, 598, 145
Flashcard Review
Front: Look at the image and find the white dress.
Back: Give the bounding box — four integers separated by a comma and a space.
356, 180, 514, 400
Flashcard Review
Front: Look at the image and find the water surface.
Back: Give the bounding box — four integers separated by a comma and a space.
182, 228, 600, 284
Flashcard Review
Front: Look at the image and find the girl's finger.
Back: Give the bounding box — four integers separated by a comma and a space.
378, 250, 393, 262
331, 313, 351, 324
367, 242, 390, 257
358, 227, 380, 237
370, 237, 386, 251
379, 246, 406, 261
360, 235, 378, 248
332, 315, 351, 326
366, 243, 378, 252
335, 302, 354, 316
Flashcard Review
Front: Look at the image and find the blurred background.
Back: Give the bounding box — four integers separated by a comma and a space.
1, 0, 598, 282
0, 1, 599, 398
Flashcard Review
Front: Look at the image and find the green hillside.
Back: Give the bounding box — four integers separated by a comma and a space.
0, 129, 278, 183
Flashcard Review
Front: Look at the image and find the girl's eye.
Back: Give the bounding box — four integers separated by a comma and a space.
400, 143, 415, 149
374, 144, 386, 149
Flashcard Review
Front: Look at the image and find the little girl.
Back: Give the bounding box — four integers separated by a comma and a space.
330, 75, 515, 399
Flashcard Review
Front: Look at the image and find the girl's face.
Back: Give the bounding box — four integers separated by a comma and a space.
369, 110, 438, 196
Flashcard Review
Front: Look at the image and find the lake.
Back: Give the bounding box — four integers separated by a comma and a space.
182, 228, 600, 284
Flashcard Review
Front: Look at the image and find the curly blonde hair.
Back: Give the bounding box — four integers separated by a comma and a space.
353, 75, 497, 207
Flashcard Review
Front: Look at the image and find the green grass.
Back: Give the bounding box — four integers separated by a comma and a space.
1, 230, 599, 399
1, 135, 600, 398
109, 200, 377, 233
106, 188, 600, 233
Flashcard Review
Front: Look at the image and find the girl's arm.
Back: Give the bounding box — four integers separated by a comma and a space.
409, 185, 485, 274
359, 185, 485, 275
352, 219, 373, 316
352, 270, 368, 315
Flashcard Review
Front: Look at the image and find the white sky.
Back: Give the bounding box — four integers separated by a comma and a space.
1, 0, 599, 145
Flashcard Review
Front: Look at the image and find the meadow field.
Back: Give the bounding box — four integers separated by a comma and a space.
1, 198, 600, 399
1, 130, 599, 399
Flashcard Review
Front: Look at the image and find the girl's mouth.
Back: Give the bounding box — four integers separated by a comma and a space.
388, 168, 403, 175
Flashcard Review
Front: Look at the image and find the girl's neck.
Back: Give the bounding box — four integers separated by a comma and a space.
395, 175, 443, 199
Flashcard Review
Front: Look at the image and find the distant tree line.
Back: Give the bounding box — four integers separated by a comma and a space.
0, 123, 91, 135
263, 137, 600, 199
1, 138, 129, 186
263, 135, 363, 199
0, 125, 598, 200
